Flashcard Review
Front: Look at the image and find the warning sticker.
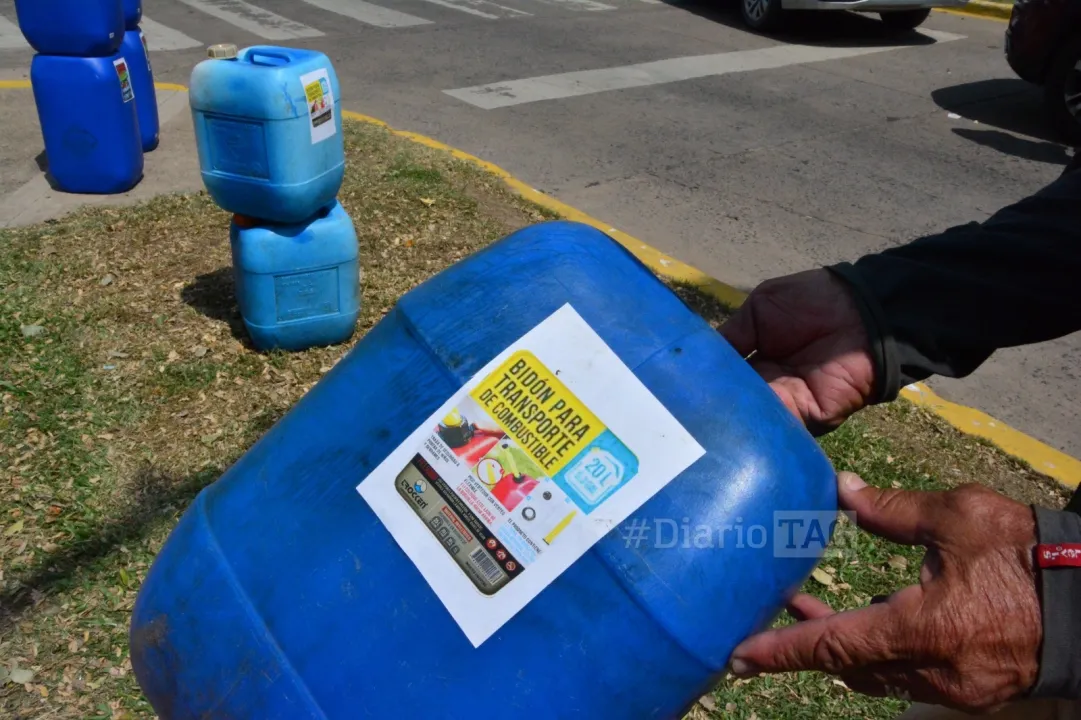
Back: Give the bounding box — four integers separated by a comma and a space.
358, 304, 705, 646
113, 58, 134, 103
299, 68, 335, 145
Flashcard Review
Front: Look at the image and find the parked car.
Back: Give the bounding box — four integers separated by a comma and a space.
740, 0, 968, 33
1005, 0, 1081, 142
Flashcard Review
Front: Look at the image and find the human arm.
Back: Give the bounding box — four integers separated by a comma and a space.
829, 166, 1081, 402
720, 168, 1081, 432
721, 169, 1081, 704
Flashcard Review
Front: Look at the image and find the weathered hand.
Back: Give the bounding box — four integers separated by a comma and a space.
729, 473, 1042, 713
720, 269, 875, 435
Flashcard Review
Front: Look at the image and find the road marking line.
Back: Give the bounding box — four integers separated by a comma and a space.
299, 0, 433, 27
140, 16, 203, 51
174, 0, 324, 39
528, 0, 617, 11
415, 0, 532, 19
0, 15, 28, 50
446, 32, 965, 109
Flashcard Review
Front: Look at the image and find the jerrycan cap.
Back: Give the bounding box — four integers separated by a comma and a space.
207, 43, 238, 59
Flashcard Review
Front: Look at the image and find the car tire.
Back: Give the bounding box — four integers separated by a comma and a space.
879, 8, 932, 31
741, 0, 785, 32
1043, 34, 1081, 145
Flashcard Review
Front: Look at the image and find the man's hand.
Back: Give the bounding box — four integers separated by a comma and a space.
729, 473, 1042, 713
721, 269, 875, 435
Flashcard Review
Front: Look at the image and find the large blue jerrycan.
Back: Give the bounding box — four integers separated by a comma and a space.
130, 222, 836, 719
14, 0, 124, 56
31, 52, 143, 194
231, 201, 361, 351
120, 29, 158, 152
190, 45, 345, 223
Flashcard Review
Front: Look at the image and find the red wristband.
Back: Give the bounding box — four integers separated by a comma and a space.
1037, 543, 1081, 568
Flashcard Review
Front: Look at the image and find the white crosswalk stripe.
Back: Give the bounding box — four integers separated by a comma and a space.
530, 0, 618, 11
0, 15, 28, 50
299, 0, 432, 28
1, 0, 659, 57
141, 16, 203, 51
445, 29, 967, 109
174, 0, 324, 39
414, 0, 532, 19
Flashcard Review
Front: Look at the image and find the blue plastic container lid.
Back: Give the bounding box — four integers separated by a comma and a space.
189, 46, 341, 122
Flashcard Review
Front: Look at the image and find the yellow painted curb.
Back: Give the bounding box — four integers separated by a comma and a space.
935, 0, 1011, 22
0, 80, 189, 91
341, 109, 1081, 490
901, 383, 1080, 488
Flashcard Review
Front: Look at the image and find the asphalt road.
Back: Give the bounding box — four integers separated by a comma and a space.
2, 0, 1079, 459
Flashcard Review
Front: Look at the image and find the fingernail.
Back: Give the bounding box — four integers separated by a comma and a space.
728, 658, 759, 678
842, 473, 866, 491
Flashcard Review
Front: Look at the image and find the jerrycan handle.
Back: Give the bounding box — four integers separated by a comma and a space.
245, 48, 294, 67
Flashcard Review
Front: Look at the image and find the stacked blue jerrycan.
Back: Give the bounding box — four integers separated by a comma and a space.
230, 202, 360, 351
120, 0, 159, 152
190, 45, 346, 224
15, 0, 124, 56
17, 0, 143, 194
190, 45, 357, 351
129, 221, 838, 719
123, 0, 142, 27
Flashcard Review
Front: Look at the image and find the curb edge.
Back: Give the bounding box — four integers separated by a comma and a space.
935, 0, 1012, 22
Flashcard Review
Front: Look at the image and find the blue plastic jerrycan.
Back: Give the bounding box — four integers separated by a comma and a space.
120, 29, 159, 152
123, 0, 142, 29
130, 221, 836, 719
231, 200, 360, 351
190, 45, 345, 223
14, 0, 124, 56
31, 52, 143, 194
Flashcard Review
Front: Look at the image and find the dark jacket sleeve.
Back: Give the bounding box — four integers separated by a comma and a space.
827, 167, 1081, 699
828, 166, 1081, 404
1031, 505, 1081, 699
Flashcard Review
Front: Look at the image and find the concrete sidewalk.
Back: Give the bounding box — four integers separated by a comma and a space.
0, 84, 202, 228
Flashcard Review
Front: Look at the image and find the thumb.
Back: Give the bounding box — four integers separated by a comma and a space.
719, 304, 758, 359
838, 472, 942, 546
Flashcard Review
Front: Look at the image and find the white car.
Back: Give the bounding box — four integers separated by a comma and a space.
740, 0, 968, 32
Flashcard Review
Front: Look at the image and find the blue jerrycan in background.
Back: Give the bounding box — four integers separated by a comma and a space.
129, 222, 836, 719
120, 29, 159, 152
231, 201, 361, 351
14, 0, 124, 56
190, 45, 346, 224
123, 0, 142, 29
31, 52, 144, 194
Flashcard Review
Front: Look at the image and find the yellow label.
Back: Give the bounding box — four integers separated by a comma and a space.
470, 350, 604, 476
304, 80, 323, 104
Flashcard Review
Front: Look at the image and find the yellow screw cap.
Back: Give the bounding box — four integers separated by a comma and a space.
207, 44, 238, 59
442, 409, 463, 427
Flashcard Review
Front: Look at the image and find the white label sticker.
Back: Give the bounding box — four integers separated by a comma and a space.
140, 32, 152, 74
357, 304, 705, 646
299, 68, 335, 145
113, 57, 135, 104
